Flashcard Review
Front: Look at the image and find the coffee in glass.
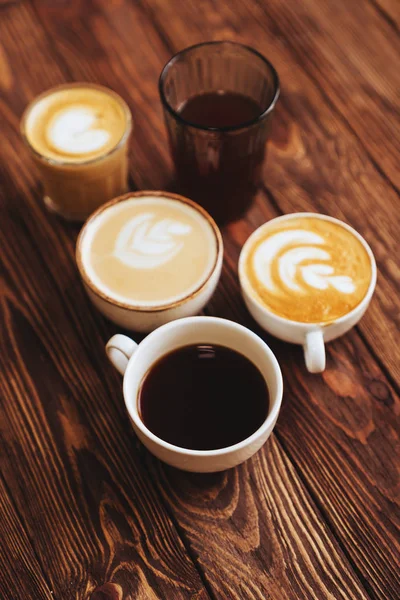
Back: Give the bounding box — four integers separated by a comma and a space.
159, 41, 280, 225
21, 83, 132, 221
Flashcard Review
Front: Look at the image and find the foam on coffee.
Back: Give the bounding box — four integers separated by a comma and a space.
243, 216, 372, 323
80, 194, 219, 307
24, 86, 127, 163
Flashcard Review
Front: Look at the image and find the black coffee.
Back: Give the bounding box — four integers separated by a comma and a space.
171, 91, 269, 224
179, 91, 262, 128
138, 344, 269, 451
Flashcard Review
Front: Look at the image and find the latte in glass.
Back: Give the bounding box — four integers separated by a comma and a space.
242, 215, 373, 324
21, 83, 132, 221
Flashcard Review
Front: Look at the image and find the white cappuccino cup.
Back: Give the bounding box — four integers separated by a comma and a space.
106, 316, 283, 472
239, 213, 377, 373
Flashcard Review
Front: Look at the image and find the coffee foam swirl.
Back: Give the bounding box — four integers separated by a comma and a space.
47, 106, 110, 154
114, 213, 192, 269
253, 230, 356, 296
82, 195, 218, 307
24, 86, 128, 163
245, 217, 372, 323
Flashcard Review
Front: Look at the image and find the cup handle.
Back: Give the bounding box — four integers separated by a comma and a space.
106, 334, 138, 376
304, 329, 326, 373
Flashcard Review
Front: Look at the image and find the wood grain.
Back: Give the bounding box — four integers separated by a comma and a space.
257, 0, 400, 189
0, 477, 54, 600
369, 0, 400, 34
96, 0, 400, 597
0, 0, 399, 599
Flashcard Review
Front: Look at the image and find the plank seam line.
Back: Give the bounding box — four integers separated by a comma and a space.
355, 327, 400, 395
28, 0, 76, 82
272, 431, 376, 600
134, 0, 176, 55
368, 0, 400, 34
252, 0, 400, 200
136, 457, 216, 600
0, 468, 57, 599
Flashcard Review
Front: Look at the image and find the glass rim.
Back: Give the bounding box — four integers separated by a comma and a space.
159, 41, 280, 133
20, 82, 133, 167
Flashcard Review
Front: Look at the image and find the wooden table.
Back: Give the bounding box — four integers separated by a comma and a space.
1, 1, 399, 599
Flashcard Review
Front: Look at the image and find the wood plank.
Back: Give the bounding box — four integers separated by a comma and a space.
92, 0, 400, 597
370, 0, 400, 33
0, 4, 211, 600
28, 0, 400, 598
0, 477, 54, 600
2, 2, 372, 599
255, 0, 400, 191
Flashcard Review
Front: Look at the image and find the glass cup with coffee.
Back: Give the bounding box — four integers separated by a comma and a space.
159, 41, 280, 225
21, 83, 132, 221
239, 213, 377, 372
76, 191, 223, 331
105, 316, 283, 472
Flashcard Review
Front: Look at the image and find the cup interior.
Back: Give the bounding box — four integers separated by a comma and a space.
76, 190, 223, 312
123, 317, 282, 454
239, 212, 377, 329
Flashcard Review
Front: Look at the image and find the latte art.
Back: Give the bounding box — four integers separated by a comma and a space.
81, 194, 218, 307
244, 216, 372, 323
47, 107, 110, 155
253, 230, 356, 296
114, 213, 192, 269
24, 85, 127, 163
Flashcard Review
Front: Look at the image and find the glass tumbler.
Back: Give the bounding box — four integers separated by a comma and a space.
159, 41, 280, 225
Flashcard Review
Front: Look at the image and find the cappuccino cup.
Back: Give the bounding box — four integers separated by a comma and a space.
239, 213, 377, 373
76, 191, 223, 331
106, 316, 283, 472
21, 83, 132, 221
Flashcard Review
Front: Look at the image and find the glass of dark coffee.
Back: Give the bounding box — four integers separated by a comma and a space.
159, 41, 280, 225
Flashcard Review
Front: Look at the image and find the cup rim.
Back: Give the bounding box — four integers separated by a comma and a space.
20, 82, 133, 167
76, 190, 224, 313
238, 212, 377, 328
159, 40, 280, 133
122, 316, 283, 457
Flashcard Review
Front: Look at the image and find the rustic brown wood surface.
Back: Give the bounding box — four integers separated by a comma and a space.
0, 1, 399, 599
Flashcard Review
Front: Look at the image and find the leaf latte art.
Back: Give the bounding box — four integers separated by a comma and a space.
83, 195, 218, 306
245, 217, 372, 323
114, 213, 192, 269
253, 230, 356, 296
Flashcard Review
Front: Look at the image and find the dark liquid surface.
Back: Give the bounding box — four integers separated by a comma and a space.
170, 91, 270, 225
138, 344, 269, 451
179, 91, 263, 128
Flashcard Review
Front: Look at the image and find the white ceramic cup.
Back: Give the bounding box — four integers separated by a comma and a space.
76, 191, 223, 332
106, 316, 283, 472
239, 213, 377, 373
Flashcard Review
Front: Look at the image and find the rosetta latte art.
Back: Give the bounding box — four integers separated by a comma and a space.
47, 107, 110, 154
253, 230, 356, 296
114, 213, 192, 269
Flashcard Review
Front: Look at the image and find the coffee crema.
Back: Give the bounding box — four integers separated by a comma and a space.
80, 194, 219, 307
23, 85, 128, 163
243, 216, 372, 323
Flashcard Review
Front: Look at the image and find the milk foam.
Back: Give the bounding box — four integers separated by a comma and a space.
253, 229, 356, 296
47, 107, 110, 154
82, 196, 217, 307
23, 86, 128, 163
114, 213, 192, 269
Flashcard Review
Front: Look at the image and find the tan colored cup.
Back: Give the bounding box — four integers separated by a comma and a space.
21, 83, 132, 221
76, 191, 224, 332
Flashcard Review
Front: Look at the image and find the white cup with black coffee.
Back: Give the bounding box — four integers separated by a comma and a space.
106, 316, 283, 472
239, 213, 377, 373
